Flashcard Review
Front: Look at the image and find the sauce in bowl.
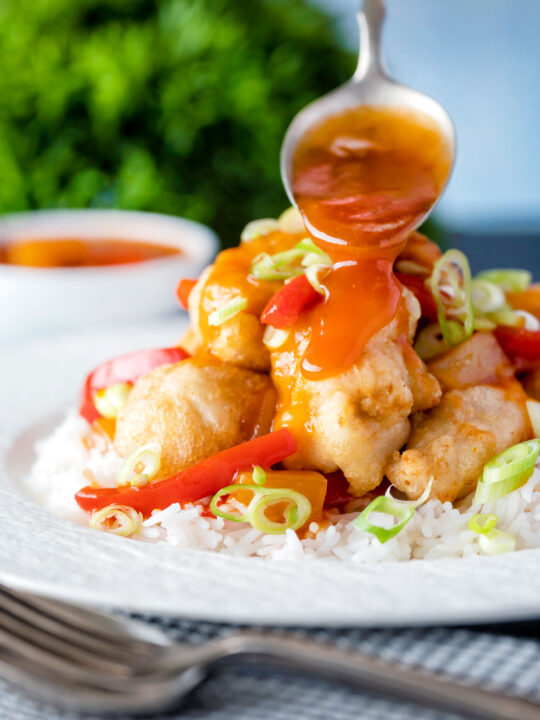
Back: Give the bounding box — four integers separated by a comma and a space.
291, 106, 451, 378
0, 238, 180, 268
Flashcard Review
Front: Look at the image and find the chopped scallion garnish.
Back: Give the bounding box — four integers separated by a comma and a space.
278, 207, 305, 234
208, 296, 248, 326
209, 484, 311, 534
474, 440, 540, 504
471, 279, 505, 314
262, 325, 289, 349
353, 496, 416, 543
116, 443, 161, 488
93, 382, 132, 419
427, 249, 474, 346
252, 466, 266, 485
304, 264, 329, 295
250, 239, 331, 282
475, 269, 531, 293
478, 529, 516, 555
468, 513, 498, 534
89, 504, 142, 537
414, 323, 449, 361
241, 218, 279, 242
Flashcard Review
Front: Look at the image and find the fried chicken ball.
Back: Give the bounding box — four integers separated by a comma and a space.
385, 380, 532, 503
273, 289, 442, 495
115, 357, 276, 480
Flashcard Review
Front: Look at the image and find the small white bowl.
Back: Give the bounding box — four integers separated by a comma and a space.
0, 209, 218, 344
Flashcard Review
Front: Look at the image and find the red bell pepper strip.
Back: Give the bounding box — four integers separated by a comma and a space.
75, 429, 298, 515
260, 274, 321, 329
494, 327, 540, 371
395, 272, 438, 322
176, 278, 197, 310
79, 346, 190, 423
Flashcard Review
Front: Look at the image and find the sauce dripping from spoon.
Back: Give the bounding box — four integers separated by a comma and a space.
291, 106, 451, 378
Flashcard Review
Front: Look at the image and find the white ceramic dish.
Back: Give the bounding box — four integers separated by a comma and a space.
1, 322, 540, 627
0, 209, 217, 344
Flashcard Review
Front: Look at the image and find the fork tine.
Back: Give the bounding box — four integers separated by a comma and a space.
0, 587, 166, 668
0, 609, 136, 676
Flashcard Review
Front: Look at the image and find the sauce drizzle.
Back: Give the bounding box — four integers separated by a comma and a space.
292, 106, 451, 378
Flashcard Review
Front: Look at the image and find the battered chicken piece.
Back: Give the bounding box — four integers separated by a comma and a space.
273, 290, 442, 495
385, 380, 532, 503
184, 231, 300, 372
115, 357, 276, 480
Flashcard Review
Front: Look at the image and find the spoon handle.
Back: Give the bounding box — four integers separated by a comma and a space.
354, 0, 387, 81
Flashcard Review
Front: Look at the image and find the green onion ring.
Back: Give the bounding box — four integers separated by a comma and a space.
474, 440, 540, 504
478, 529, 516, 555
208, 296, 248, 326
468, 513, 498, 534
247, 488, 311, 534
241, 218, 279, 242
210, 484, 311, 534
414, 324, 449, 361
427, 249, 474, 346
471, 279, 505, 313
93, 382, 132, 419
116, 443, 161, 488
89, 504, 142, 537
354, 496, 416, 543
252, 466, 267, 486
475, 269, 531, 293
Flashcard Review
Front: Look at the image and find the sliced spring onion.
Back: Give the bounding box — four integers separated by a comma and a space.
262, 325, 289, 349
468, 513, 498, 534
394, 260, 430, 276
473, 315, 497, 331
526, 400, 540, 439
474, 440, 540, 504
210, 484, 311, 534
414, 323, 449, 361
93, 383, 131, 419
304, 264, 329, 295
209, 485, 252, 522
385, 478, 433, 508
250, 239, 331, 282
353, 496, 415, 543
116, 443, 161, 488
471, 279, 506, 314
252, 466, 266, 485
486, 308, 524, 328
427, 249, 474, 346
241, 218, 279, 242
515, 310, 540, 331
251, 249, 305, 281
208, 296, 248, 326
476, 269, 531, 293
247, 487, 311, 534
89, 504, 142, 537
478, 529, 516, 555
278, 207, 305, 234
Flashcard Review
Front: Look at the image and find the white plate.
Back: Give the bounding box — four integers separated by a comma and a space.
2, 323, 540, 627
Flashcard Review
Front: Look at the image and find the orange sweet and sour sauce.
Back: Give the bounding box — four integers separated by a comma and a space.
0, 238, 180, 268
291, 106, 451, 378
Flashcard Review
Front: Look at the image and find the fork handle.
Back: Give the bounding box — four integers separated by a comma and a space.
205, 633, 539, 720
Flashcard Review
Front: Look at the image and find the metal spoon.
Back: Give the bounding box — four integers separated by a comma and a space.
280, 0, 456, 218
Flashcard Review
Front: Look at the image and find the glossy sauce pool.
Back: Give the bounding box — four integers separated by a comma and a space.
0, 237, 181, 268
291, 106, 451, 378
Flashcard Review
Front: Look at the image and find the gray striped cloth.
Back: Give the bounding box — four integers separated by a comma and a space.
2, 619, 540, 719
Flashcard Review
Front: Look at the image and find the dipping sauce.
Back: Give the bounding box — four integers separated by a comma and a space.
291, 106, 451, 378
0, 238, 180, 268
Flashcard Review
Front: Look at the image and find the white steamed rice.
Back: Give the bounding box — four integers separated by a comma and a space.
23, 411, 540, 563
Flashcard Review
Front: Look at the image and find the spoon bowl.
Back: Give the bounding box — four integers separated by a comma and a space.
280, 0, 456, 222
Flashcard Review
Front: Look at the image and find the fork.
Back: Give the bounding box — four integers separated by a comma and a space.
0, 585, 539, 719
